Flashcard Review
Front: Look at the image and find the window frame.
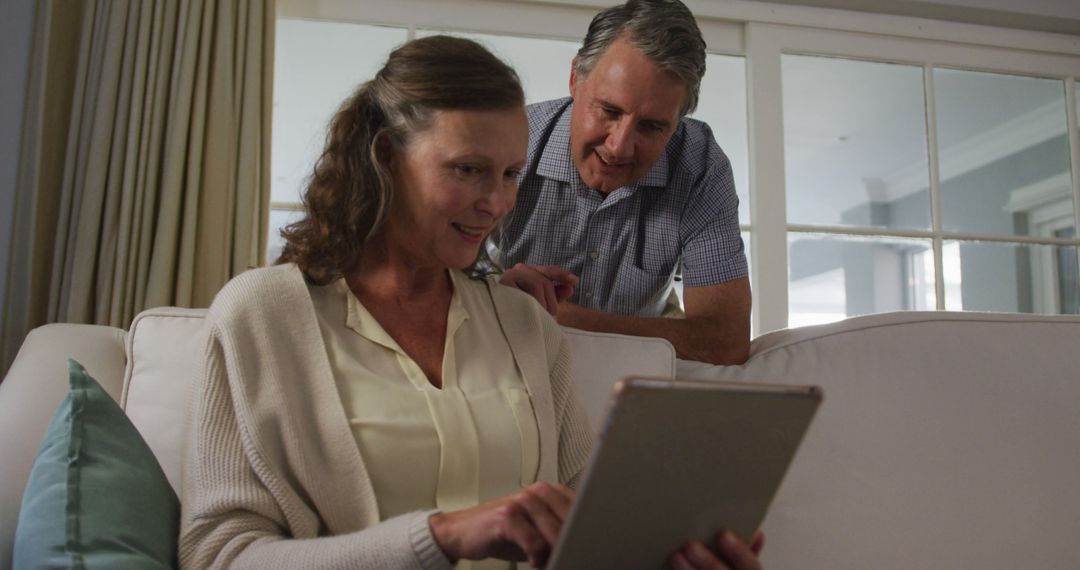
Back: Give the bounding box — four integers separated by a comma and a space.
271, 0, 1080, 333
745, 23, 1080, 332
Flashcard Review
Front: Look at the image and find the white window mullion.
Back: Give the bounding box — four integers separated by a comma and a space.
746, 24, 788, 334
1066, 79, 1080, 278
924, 64, 946, 311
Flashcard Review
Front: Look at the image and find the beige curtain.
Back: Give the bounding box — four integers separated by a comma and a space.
2, 0, 273, 373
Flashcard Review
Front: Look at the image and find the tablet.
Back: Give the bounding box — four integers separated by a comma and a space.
547, 377, 822, 569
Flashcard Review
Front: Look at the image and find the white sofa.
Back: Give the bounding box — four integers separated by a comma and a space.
2, 308, 1079, 569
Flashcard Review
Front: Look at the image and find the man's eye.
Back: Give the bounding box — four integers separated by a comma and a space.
455, 164, 481, 176
505, 168, 523, 179
601, 107, 619, 119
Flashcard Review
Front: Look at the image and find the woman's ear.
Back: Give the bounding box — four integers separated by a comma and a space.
374, 129, 396, 168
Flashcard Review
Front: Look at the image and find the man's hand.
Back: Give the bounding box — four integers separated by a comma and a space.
498, 263, 579, 316
428, 482, 575, 568
670, 530, 765, 570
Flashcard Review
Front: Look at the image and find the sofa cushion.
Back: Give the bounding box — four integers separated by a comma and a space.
13, 359, 178, 569
121, 307, 209, 494
562, 327, 676, 433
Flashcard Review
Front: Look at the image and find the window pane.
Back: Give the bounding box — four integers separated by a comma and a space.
934, 70, 1073, 237
265, 208, 306, 265
693, 54, 750, 225
942, 240, 1079, 314
788, 233, 934, 326
783, 55, 930, 231
273, 20, 408, 206
416, 30, 579, 105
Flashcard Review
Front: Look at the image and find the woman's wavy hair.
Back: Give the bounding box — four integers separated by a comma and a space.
276, 35, 524, 284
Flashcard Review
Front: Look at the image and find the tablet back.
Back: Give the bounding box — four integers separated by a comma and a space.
548, 378, 821, 569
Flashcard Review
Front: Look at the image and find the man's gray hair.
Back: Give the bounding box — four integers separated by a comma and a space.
574, 0, 706, 116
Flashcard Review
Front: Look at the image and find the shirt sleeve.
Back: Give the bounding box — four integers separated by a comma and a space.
678, 144, 748, 288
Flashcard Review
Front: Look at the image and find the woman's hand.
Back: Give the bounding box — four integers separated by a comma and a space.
498, 263, 579, 316
670, 531, 765, 570
428, 482, 574, 568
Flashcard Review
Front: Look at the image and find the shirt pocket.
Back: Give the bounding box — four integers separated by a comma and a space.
612, 263, 675, 317
505, 388, 540, 486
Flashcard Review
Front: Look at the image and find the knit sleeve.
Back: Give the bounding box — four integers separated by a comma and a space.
178, 329, 453, 570
546, 328, 594, 490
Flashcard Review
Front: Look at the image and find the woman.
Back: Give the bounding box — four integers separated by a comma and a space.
179, 35, 762, 570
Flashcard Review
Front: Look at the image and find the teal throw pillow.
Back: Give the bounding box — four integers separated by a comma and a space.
13, 359, 179, 569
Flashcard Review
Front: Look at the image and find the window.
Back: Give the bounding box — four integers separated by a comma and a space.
782, 56, 1079, 324
270, 0, 1080, 334
268, 20, 408, 263
754, 25, 1080, 330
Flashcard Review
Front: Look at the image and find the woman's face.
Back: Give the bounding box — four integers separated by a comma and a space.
385, 106, 528, 270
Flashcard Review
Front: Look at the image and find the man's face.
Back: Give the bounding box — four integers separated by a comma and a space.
569, 37, 686, 194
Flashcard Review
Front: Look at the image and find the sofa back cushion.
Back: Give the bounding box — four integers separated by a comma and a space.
121, 308, 208, 494
121, 308, 676, 493
564, 328, 675, 433
678, 311, 1080, 569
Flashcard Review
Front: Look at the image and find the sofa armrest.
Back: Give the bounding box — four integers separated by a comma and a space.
0, 323, 127, 568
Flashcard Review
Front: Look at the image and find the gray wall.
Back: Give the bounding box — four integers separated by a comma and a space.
0, 0, 36, 327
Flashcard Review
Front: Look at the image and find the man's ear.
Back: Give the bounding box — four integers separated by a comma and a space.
569, 57, 578, 99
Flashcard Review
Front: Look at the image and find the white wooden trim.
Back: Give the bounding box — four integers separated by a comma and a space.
746, 24, 789, 334
888, 100, 1068, 198
1004, 172, 1073, 214
758, 24, 1080, 78
787, 224, 1080, 246
278, 0, 598, 41
278, 0, 746, 54
1067, 79, 1080, 289
493, 0, 1080, 55
924, 65, 946, 310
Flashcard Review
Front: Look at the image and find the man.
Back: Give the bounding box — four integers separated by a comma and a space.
495, 0, 751, 365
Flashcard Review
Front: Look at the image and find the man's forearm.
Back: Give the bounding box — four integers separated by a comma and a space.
555, 303, 750, 365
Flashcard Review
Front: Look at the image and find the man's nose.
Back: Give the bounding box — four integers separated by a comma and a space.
604, 118, 634, 159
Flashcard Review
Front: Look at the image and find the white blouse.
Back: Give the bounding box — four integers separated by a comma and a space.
308, 270, 540, 570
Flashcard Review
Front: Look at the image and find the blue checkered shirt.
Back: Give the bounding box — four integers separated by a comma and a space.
493, 98, 747, 317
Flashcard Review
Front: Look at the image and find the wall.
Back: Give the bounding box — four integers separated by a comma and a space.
0, 0, 36, 328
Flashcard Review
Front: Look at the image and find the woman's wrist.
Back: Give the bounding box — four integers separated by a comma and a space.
427, 511, 460, 563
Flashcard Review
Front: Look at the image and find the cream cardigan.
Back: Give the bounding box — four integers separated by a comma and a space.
179, 264, 593, 569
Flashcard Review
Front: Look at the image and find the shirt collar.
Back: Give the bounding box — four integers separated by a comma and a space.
535, 100, 671, 192
342, 271, 470, 353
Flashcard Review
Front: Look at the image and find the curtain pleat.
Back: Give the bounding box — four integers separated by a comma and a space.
1, 0, 273, 375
